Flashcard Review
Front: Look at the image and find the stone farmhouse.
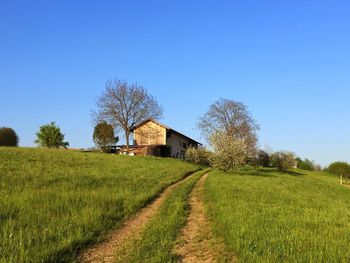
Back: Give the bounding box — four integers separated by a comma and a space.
127, 119, 201, 158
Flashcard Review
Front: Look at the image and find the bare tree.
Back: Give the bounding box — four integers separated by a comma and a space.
93, 79, 163, 150
198, 98, 259, 141
198, 98, 259, 165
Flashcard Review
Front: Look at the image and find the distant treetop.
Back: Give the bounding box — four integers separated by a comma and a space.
0, 127, 19, 146
328, 162, 350, 176
35, 122, 69, 148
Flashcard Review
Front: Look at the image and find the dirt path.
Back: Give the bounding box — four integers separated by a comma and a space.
79, 172, 196, 263
174, 173, 235, 263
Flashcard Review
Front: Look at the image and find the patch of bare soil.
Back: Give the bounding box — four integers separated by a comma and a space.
79, 173, 195, 263
174, 173, 236, 263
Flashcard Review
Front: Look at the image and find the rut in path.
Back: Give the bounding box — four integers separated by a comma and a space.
79, 172, 196, 263
174, 173, 235, 263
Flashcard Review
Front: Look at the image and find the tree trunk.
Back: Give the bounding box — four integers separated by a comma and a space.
125, 131, 130, 151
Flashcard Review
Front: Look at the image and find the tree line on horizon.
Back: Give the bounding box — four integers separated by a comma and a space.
0, 77, 348, 176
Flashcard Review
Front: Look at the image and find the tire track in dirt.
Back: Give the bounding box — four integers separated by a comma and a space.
79, 172, 197, 263
174, 173, 236, 263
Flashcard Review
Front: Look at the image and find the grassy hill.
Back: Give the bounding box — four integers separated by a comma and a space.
0, 147, 199, 262
205, 168, 350, 262
2, 147, 350, 262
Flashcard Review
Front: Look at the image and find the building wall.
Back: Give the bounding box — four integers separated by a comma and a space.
166, 132, 194, 159
134, 121, 166, 146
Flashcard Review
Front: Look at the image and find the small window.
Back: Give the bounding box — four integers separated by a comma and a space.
183, 142, 187, 148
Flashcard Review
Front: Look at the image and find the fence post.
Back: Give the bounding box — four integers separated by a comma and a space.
340, 174, 343, 185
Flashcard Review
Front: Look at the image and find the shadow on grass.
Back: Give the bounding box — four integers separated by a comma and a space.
284, 170, 306, 176
234, 168, 278, 177
232, 167, 306, 177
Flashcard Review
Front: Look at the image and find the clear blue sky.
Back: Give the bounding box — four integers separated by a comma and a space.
1, 1, 349, 166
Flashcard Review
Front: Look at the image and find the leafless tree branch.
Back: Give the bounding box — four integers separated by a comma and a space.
92, 79, 164, 149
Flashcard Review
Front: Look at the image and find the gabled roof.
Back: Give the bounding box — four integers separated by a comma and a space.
130, 118, 170, 131
130, 118, 202, 145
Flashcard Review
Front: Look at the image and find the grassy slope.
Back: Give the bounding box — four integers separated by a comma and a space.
205, 168, 350, 262
0, 147, 199, 262
119, 169, 210, 263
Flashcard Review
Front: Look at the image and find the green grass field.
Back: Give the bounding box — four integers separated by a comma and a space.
205, 168, 350, 262
2, 147, 350, 262
0, 147, 199, 262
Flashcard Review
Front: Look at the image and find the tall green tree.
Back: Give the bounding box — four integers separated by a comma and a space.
0, 127, 19, 146
35, 122, 69, 148
93, 121, 117, 152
